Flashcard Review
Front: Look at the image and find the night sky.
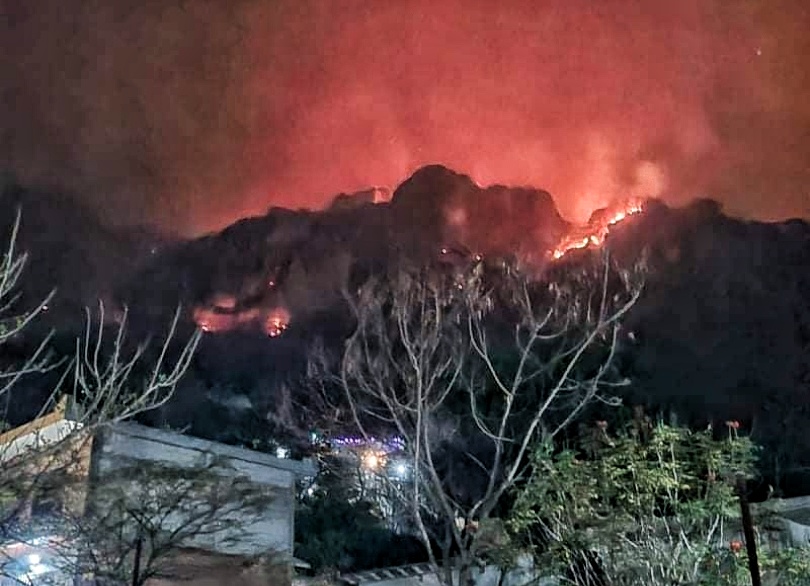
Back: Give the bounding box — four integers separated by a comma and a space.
2, 0, 809, 235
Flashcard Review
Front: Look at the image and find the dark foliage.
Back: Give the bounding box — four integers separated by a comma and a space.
295, 460, 426, 572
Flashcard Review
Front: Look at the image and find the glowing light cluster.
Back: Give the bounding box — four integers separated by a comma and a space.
329, 435, 406, 453
361, 450, 386, 471
551, 199, 644, 260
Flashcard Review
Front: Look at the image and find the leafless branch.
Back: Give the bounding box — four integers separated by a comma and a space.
0, 211, 201, 582
309, 254, 644, 585
12, 457, 273, 586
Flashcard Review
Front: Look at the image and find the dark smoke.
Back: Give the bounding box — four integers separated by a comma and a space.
2, 0, 809, 234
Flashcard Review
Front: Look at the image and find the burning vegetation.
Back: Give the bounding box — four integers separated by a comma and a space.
264, 307, 290, 337
192, 279, 290, 338
189, 261, 294, 337
189, 188, 646, 339
551, 199, 645, 260
194, 304, 291, 336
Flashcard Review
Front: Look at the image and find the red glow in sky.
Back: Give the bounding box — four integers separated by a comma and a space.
2, 0, 809, 234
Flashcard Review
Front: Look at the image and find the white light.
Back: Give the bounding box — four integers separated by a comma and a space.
275, 447, 290, 459
30, 563, 48, 575
395, 463, 407, 477
27, 554, 41, 565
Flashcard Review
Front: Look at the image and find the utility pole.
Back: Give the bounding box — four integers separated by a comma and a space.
738, 477, 761, 586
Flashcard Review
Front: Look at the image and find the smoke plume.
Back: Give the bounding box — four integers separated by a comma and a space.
2, 0, 809, 234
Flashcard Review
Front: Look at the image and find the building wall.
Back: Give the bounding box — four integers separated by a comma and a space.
1, 413, 315, 585
0, 415, 93, 524
92, 423, 316, 557
145, 548, 291, 586
755, 496, 810, 547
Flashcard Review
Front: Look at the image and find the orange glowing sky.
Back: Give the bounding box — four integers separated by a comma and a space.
2, 0, 809, 235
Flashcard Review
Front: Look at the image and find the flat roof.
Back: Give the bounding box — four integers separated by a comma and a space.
104, 422, 317, 478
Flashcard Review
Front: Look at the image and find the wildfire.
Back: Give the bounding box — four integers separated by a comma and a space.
193, 300, 290, 338
193, 306, 234, 333
551, 199, 644, 260
265, 307, 290, 337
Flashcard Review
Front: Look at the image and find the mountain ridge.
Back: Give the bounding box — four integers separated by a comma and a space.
2, 166, 810, 491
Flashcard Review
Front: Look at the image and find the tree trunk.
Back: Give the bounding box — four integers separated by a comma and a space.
442, 528, 453, 586
131, 534, 143, 586
458, 553, 474, 586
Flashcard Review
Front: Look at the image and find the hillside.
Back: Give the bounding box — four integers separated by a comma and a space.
3, 167, 810, 489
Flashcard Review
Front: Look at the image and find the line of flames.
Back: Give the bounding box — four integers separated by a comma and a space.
551, 200, 644, 260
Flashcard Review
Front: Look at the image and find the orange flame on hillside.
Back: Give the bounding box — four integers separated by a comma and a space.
193, 302, 290, 337
551, 199, 645, 260
265, 307, 290, 337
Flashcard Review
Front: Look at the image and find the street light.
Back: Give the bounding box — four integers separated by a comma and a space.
362, 451, 385, 471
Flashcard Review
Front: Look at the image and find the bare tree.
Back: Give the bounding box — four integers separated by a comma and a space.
30, 456, 277, 586
0, 211, 56, 410
0, 210, 201, 582
310, 254, 643, 586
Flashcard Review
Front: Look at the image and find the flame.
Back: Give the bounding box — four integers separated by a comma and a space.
190, 199, 644, 335
193, 307, 230, 333
193, 299, 290, 337
265, 307, 290, 337
551, 199, 644, 260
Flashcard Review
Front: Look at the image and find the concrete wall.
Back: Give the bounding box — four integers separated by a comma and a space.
756, 496, 810, 547
92, 423, 316, 557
